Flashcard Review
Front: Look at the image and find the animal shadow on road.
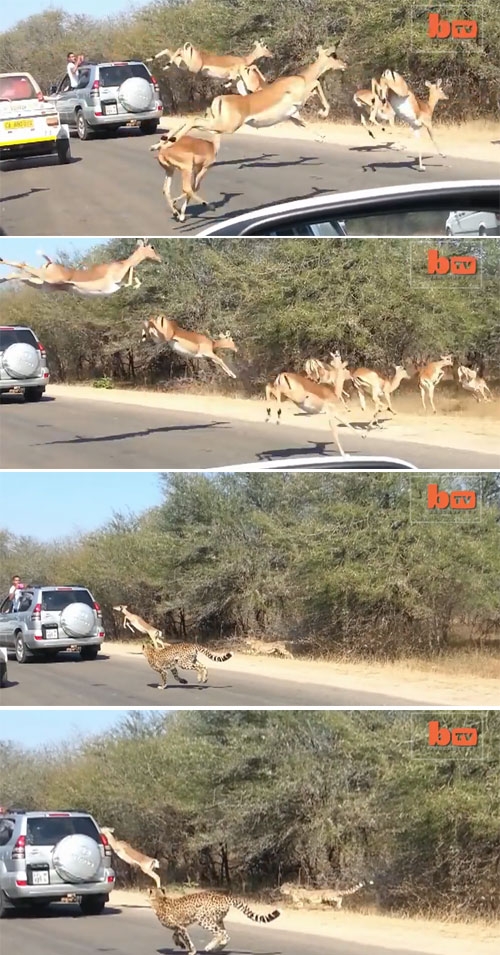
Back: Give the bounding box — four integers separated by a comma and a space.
158, 949, 282, 955
237, 154, 323, 170
170, 192, 244, 232
38, 420, 230, 447
0, 186, 50, 203
360, 157, 449, 173
147, 682, 233, 692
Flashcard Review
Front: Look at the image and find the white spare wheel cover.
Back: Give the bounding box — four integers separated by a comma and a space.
2, 343, 39, 379
118, 77, 154, 112
52, 834, 101, 883
60, 603, 95, 637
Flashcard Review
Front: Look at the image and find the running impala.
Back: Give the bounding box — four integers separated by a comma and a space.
154, 39, 272, 81
353, 78, 395, 139
416, 355, 453, 412
0, 240, 161, 295
265, 366, 358, 457
165, 45, 347, 142
150, 133, 221, 221
379, 71, 449, 170
457, 365, 493, 402
141, 314, 238, 378
351, 365, 410, 425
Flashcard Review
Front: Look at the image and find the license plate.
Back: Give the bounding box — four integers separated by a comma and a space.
3, 119, 34, 130
45, 628, 58, 640
104, 104, 118, 115
32, 871, 49, 885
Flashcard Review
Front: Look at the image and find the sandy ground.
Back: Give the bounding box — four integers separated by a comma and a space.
106, 642, 500, 707
47, 385, 499, 457
109, 888, 499, 955
158, 115, 500, 165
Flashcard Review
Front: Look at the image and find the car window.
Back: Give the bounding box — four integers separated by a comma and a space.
98, 63, 150, 87
56, 75, 71, 94
18, 594, 33, 612
0, 75, 37, 101
0, 596, 11, 613
26, 816, 100, 846
76, 69, 90, 90
41, 589, 93, 611
0, 328, 38, 350
340, 209, 500, 237
0, 821, 14, 846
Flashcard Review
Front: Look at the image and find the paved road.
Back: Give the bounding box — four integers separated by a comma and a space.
2, 394, 498, 469
0, 650, 414, 706
0, 901, 437, 955
1, 127, 496, 235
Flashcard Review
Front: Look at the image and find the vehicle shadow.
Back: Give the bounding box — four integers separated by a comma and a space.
1, 156, 82, 171
37, 420, 230, 447
0, 394, 56, 404
0, 678, 19, 689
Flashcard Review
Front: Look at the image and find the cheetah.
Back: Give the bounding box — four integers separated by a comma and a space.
279, 879, 374, 909
142, 642, 232, 689
148, 886, 280, 954
244, 637, 294, 659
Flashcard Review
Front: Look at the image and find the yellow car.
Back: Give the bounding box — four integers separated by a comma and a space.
0, 71, 71, 163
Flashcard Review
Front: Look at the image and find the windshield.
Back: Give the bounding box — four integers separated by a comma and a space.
41, 589, 94, 612
0, 75, 37, 101
26, 816, 99, 846
0, 328, 38, 350
98, 64, 150, 87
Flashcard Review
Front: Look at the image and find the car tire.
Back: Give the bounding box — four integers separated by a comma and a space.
79, 894, 107, 915
140, 119, 159, 134
0, 660, 7, 687
0, 889, 10, 919
24, 386, 45, 402
76, 110, 94, 141
80, 645, 99, 661
56, 137, 71, 164
15, 634, 31, 664
445, 227, 452, 236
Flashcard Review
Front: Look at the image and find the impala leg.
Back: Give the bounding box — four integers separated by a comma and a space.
424, 121, 445, 157
419, 383, 427, 411
360, 113, 376, 140
162, 170, 180, 220
209, 354, 237, 379
309, 80, 330, 119
428, 383, 437, 414
0, 272, 45, 285
412, 127, 425, 171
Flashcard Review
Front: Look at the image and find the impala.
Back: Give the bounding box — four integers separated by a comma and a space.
353, 78, 395, 139
265, 366, 358, 457
113, 605, 165, 648
351, 365, 410, 425
457, 365, 493, 402
100, 828, 161, 888
417, 355, 453, 412
165, 45, 347, 142
156, 39, 272, 80
142, 314, 238, 378
304, 351, 351, 408
0, 240, 161, 295
150, 133, 221, 221
379, 71, 449, 171
225, 64, 268, 96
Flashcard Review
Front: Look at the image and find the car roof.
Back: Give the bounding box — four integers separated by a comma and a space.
205, 456, 418, 471
197, 179, 500, 235
0, 72, 41, 90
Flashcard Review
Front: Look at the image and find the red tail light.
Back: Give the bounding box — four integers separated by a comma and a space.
151, 75, 157, 85
93, 602, 101, 613
12, 835, 26, 859
100, 833, 112, 856
32, 602, 42, 621
37, 341, 46, 359
91, 79, 101, 90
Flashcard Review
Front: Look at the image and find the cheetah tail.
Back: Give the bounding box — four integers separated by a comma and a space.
231, 900, 280, 923
202, 650, 233, 662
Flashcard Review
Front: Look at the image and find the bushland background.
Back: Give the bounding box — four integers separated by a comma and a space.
1, 0, 499, 120
1, 239, 498, 394
1, 473, 499, 660
0, 710, 498, 920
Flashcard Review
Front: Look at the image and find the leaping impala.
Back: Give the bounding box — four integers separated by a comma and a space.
417, 355, 453, 413
142, 315, 238, 378
154, 39, 273, 81
265, 365, 359, 457
150, 133, 221, 221
0, 239, 162, 295
100, 828, 161, 888
379, 71, 449, 171
353, 78, 395, 140
351, 365, 410, 426
457, 365, 493, 403
224, 64, 268, 96
113, 605, 165, 649
165, 44, 347, 142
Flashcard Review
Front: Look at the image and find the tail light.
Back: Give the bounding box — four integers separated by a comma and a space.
37, 341, 46, 360
151, 75, 160, 94
91, 79, 101, 92
12, 835, 26, 859
100, 833, 112, 857
31, 602, 42, 621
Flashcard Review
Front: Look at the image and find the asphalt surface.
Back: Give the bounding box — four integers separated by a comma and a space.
0, 902, 439, 955
1, 126, 497, 235
1, 394, 498, 469
0, 649, 414, 706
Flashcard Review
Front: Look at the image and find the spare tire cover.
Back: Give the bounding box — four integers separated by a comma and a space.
53, 834, 101, 883
60, 603, 96, 638
2, 343, 40, 379
118, 77, 154, 112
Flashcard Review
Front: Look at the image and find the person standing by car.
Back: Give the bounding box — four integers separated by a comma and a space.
8, 576, 25, 612
67, 52, 85, 88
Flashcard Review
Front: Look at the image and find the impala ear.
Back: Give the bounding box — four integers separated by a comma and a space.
225, 329, 231, 337
424, 80, 431, 88
436, 78, 442, 87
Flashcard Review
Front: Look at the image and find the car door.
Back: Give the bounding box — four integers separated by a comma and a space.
0, 594, 16, 647
50, 74, 74, 124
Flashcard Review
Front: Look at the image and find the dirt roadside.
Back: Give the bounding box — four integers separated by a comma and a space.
158, 115, 500, 165
46, 384, 499, 457
109, 888, 500, 955
107, 642, 500, 707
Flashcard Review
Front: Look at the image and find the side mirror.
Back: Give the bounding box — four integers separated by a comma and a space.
49, 84, 57, 94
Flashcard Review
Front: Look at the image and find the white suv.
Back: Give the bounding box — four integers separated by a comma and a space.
0, 72, 71, 164
0, 325, 50, 402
